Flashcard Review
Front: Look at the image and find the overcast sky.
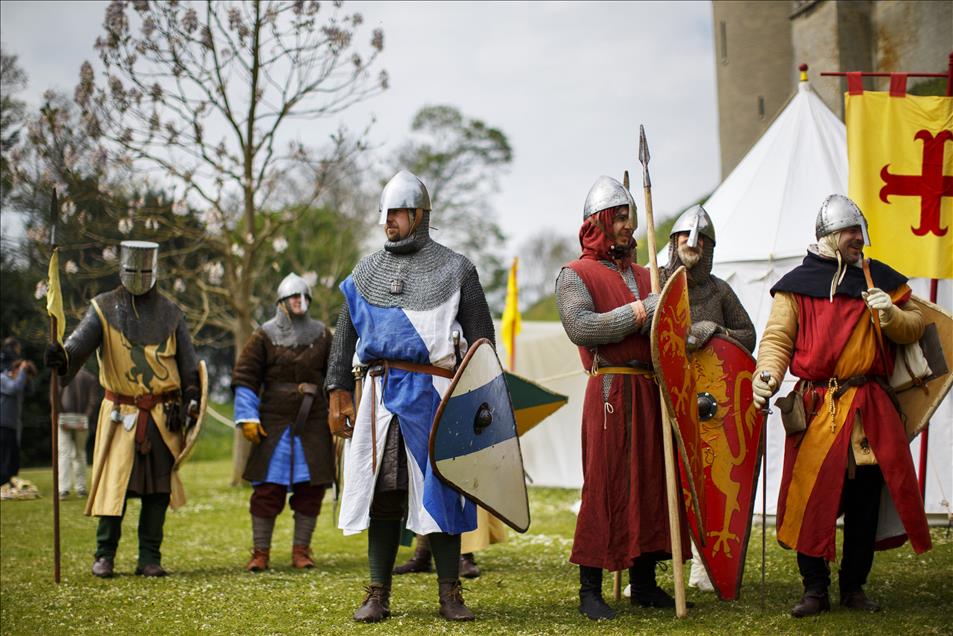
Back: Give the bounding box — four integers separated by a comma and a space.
1, 0, 720, 253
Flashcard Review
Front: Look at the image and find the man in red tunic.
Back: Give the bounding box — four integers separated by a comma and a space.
556, 175, 690, 620
753, 195, 931, 618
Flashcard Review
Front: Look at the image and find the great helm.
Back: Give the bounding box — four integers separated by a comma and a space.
119, 240, 159, 295
276, 272, 312, 305
378, 170, 431, 225
670, 204, 715, 247
815, 194, 870, 245
582, 176, 637, 227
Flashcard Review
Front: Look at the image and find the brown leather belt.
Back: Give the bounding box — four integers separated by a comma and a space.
266, 381, 320, 395
105, 390, 178, 454
366, 360, 454, 379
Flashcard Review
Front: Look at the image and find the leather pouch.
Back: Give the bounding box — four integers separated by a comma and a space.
775, 389, 807, 436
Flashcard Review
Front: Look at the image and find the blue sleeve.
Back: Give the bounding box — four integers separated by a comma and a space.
0, 372, 27, 396
234, 386, 261, 425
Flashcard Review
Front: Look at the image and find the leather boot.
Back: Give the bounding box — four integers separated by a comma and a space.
629, 557, 692, 608
246, 548, 270, 572
579, 566, 616, 620
438, 579, 475, 621
92, 557, 114, 578
353, 584, 391, 623
292, 545, 315, 569
840, 587, 880, 612
791, 591, 831, 618
459, 552, 481, 578
394, 545, 432, 574
135, 563, 168, 577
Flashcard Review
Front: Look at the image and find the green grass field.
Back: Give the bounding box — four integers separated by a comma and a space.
1, 456, 950, 635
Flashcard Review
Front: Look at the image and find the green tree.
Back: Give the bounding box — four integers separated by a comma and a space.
394, 104, 513, 309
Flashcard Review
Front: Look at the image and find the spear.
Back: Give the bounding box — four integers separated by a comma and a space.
639, 125, 687, 617
46, 189, 65, 584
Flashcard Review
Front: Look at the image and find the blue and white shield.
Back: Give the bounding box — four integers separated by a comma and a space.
430, 338, 530, 533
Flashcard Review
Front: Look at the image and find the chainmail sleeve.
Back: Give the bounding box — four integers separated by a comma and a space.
457, 266, 496, 346
555, 267, 638, 347
325, 302, 358, 395
717, 279, 757, 354
174, 316, 200, 396
62, 305, 103, 386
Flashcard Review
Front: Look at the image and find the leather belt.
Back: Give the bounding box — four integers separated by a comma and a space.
265, 381, 319, 394
105, 390, 178, 454
588, 366, 655, 378
365, 360, 454, 379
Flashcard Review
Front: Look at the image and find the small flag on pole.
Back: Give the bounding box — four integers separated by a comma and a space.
500, 257, 521, 371
46, 248, 66, 346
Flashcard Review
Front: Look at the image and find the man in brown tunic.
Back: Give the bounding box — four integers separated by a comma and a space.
232, 273, 334, 571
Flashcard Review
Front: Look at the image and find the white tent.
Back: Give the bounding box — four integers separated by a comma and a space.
515, 80, 952, 520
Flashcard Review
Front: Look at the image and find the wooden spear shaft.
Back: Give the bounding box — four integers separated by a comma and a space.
639, 125, 687, 618
50, 315, 61, 585
48, 189, 62, 585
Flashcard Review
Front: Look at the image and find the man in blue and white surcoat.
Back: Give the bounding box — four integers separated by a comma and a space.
326, 170, 495, 623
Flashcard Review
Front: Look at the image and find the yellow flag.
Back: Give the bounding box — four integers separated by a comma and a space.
46, 248, 66, 345
500, 257, 521, 370
846, 91, 953, 279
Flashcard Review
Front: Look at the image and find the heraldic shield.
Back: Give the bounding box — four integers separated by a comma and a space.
689, 335, 764, 600
651, 266, 706, 541
896, 295, 953, 440
173, 359, 208, 471
430, 338, 530, 533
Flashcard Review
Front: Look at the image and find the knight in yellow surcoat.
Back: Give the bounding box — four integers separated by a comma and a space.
46, 241, 200, 578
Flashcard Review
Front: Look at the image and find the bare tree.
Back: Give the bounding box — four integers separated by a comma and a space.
75, 0, 386, 352
516, 229, 577, 308
394, 105, 512, 308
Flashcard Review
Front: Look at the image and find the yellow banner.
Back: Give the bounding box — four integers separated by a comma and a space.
500, 257, 521, 369
846, 91, 953, 279
46, 248, 66, 345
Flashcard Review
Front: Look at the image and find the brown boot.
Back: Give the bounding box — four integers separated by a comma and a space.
292, 545, 315, 569
791, 591, 831, 618
459, 552, 481, 579
91, 557, 114, 578
353, 584, 391, 623
246, 548, 270, 572
394, 545, 432, 574
438, 580, 475, 621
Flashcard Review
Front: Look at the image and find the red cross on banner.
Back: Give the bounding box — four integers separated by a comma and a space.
847, 89, 953, 279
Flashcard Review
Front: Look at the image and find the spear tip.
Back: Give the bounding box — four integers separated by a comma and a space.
638, 125, 650, 166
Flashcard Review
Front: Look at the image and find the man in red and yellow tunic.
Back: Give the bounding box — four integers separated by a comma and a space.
556, 176, 689, 620
753, 195, 931, 618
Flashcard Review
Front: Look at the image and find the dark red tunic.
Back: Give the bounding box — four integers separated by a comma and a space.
566, 258, 690, 571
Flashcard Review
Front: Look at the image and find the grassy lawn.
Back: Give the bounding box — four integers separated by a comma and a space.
1, 457, 950, 635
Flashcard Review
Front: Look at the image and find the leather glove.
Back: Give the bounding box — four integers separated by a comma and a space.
328, 389, 356, 439
45, 343, 68, 373
752, 371, 778, 409
862, 288, 897, 323
241, 421, 267, 444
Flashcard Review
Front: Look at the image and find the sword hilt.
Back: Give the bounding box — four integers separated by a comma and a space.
758, 371, 774, 415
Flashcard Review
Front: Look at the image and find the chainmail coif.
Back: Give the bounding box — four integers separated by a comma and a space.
662, 237, 756, 353
261, 304, 326, 348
